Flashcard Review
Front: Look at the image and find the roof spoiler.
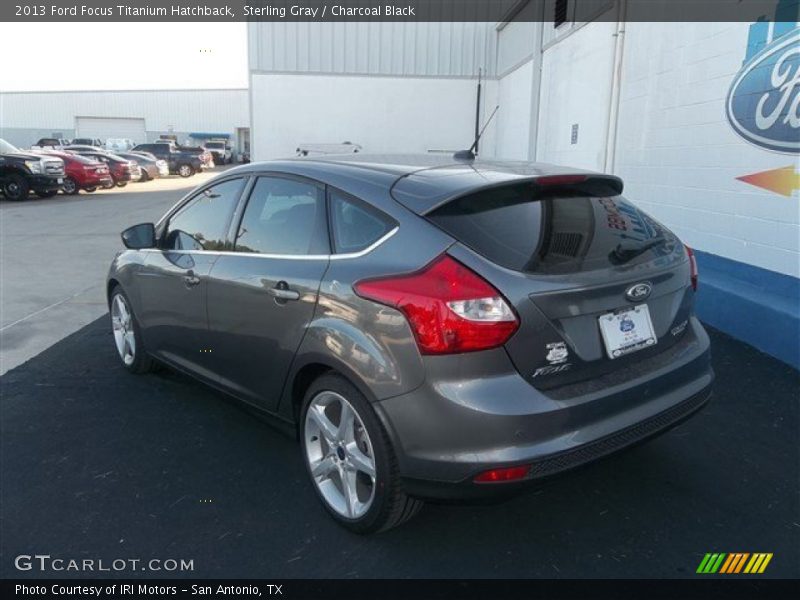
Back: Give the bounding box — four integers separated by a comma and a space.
422, 173, 624, 215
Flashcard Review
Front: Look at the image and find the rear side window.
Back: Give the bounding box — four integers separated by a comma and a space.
429, 185, 673, 274
329, 190, 395, 254
234, 176, 328, 255
164, 178, 245, 251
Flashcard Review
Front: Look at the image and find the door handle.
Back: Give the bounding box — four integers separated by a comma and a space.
183, 272, 201, 288
269, 282, 300, 302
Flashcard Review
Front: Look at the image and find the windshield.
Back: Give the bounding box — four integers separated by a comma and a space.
206, 142, 224, 148
0, 139, 21, 153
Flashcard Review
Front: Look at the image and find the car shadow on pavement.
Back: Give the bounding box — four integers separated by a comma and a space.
1, 316, 797, 579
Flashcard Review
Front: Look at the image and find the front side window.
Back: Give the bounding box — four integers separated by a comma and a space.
164, 178, 244, 251
235, 176, 327, 255
329, 190, 395, 254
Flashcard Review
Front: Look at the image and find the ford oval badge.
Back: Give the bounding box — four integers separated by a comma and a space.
726, 29, 800, 154
625, 282, 652, 302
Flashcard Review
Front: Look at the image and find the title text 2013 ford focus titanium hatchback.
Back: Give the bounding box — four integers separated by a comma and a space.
107, 155, 713, 533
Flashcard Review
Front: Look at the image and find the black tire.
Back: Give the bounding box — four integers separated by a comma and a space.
109, 286, 154, 375
35, 190, 58, 198
178, 164, 194, 178
84, 187, 97, 193
102, 180, 114, 189
300, 373, 423, 534
2, 174, 30, 201
115, 181, 128, 188
139, 170, 149, 182
62, 177, 79, 195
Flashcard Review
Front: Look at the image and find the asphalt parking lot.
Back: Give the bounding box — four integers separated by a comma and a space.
0, 171, 798, 580
0, 170, 224, 375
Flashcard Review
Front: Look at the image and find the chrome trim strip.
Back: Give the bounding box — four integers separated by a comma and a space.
139, 227, 398, 261
330, 227, 398, 260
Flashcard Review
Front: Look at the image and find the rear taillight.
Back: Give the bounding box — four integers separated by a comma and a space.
354, 254, 519, 355
685, 244, 698, 291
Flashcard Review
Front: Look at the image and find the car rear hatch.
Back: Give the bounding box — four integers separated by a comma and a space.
392, 167, 695, 390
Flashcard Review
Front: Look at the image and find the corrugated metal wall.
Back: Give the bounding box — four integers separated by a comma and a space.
0, 89, 249, 132
248, 22, 497, 78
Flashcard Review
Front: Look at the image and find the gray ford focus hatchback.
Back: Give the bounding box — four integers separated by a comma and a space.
107, 155, 713, 532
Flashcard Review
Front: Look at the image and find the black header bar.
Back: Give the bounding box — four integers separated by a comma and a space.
3, 0, 798, 22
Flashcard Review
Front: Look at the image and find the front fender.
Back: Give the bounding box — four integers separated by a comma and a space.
106, 250, 148, 309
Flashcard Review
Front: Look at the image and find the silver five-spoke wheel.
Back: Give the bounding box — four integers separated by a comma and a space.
304, 390, 376, 519
111, 293, 136, 366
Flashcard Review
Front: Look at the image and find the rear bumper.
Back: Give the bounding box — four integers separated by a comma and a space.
374, 317, 713, 500
81, 173, 113, 187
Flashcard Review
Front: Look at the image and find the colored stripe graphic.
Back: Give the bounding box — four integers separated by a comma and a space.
722, 553, 749, 573
698, 552, 773, 574
697, 553, 727, 573
744, 553, 774, 574
719, 554, 736, 573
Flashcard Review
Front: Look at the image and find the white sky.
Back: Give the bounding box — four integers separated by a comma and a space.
0, 23, 248, 91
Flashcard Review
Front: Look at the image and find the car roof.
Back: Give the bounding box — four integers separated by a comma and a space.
221, 154, 617, 214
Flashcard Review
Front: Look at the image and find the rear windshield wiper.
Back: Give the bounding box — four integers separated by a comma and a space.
609, 235, 666, 264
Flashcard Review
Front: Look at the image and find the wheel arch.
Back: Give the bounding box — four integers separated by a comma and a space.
279, 352, 384, 433
106, 278, 121, 307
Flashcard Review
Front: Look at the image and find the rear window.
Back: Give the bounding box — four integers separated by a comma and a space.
428, 185, 674, 274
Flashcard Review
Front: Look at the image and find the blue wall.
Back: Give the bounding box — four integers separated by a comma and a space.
694, 250, 799, 369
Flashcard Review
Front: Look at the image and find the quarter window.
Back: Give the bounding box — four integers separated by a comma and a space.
235, 176, 328, 255
329, 190, 394, 254
164, 178, 244, 251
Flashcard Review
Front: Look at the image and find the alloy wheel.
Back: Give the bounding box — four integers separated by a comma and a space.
111, 294, 136, 366
304, 391, 377, 519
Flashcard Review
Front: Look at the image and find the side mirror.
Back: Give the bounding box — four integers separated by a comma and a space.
121, 223, 156, 249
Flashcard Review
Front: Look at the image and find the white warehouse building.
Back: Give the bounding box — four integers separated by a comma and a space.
0, 88, 251, 156
247, 3, 799, 368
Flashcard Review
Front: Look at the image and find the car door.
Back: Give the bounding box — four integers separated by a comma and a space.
136, 177, 246, 375
204, 175, 330, 411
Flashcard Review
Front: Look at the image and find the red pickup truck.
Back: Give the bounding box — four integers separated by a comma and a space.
34, 150, 113, 194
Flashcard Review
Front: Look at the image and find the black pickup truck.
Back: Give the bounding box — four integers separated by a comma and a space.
0, 139, 65, 200
131, 143, 203, 177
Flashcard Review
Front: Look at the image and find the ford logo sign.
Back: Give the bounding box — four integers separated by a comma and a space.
625, 282, 652, 302
726, 29, 800, 154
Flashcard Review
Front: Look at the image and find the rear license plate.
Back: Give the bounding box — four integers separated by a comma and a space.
599, 304, 657, 359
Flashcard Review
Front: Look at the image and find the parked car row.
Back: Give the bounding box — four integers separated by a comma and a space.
33, 136, 231, 166
0, 137, 199, 200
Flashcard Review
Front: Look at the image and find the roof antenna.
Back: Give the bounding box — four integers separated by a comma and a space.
454, 104, 499, 161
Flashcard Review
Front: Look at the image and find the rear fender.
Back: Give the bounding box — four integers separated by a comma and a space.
277, 305, 426, 422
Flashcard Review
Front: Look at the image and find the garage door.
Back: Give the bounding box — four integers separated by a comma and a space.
75, 117, 147, 144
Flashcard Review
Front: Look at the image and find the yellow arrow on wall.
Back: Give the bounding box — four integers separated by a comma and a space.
736, 166, 800, 197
